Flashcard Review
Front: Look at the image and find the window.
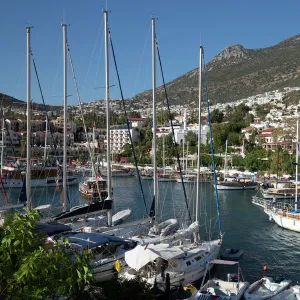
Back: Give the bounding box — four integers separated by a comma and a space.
195, 255, 203, 261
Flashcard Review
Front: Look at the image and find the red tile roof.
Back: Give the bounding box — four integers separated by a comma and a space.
128, 118, 146, 121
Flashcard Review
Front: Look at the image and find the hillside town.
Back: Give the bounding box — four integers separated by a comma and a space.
2, 86, 300, 163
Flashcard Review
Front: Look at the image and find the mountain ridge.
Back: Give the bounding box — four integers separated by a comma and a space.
131, 34, 300, 109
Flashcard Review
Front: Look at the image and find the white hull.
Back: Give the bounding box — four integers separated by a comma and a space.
244, 277, 291, 300
123, 240, 221, 289
268, 210, 300, 232
1, 177, 80, 188
140, 176, 153, 180
197, 280, 249, 300
176, 178, 196, 183
158, 178, 177, 182
102, 171, 134, 177
216, 184, 257, 190
262, 193, 298, 200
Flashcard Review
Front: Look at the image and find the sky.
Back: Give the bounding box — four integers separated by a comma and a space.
1, 0, 300, 107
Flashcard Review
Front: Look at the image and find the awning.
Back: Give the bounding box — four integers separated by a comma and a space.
125, 244, 184, 271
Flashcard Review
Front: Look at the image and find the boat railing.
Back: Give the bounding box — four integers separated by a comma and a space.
252, 196, 270, 208
265, 200, 295, 211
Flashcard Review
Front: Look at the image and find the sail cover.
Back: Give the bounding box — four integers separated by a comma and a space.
125, 244, 184, 271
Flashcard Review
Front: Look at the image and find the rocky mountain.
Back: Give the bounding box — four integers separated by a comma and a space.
131, 34, 300, 108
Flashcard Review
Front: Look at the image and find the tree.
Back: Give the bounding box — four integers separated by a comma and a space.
210, 109, 224, 123
128, 111, 141, 118
185, 131, 197, 147
0, 210, 93, 299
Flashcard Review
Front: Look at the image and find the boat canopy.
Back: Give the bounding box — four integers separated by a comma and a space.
62, 232, 125, 249
210, 259, 239, 265
125, 244, 185, 271
36, 222, 72, 236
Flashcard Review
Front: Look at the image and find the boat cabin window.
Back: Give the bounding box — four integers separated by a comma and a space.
195, 255, 203, 261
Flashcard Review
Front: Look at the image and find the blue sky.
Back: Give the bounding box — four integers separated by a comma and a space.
1, 0, 300, 107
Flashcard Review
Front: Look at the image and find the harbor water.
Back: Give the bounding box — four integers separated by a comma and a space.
2, 176, 300, 284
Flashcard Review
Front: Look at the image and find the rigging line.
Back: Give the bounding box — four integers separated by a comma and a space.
52, 33, 63, 96
83, 16, 104, 91
30, 50, 70, 206
203, 58, 222, 237
131, 23, 152, 97
67, 44, 105, 208
94, 26, 105, 88
109, 31, 148, 215
0, 103, 24, 204
155, 39, 192, 223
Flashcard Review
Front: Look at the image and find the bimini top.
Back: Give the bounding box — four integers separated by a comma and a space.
60, 232, 125, 249
36, 222, 72, 236
125, 243, 185, 271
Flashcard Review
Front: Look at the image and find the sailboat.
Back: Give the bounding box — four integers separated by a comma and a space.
50, 23, 114, 223
55, 13, 156, 236
216, 140, 257, 190
79, 127, 109, 201
122, 23, 222, 290
265, 120, 300, 232
158, 135, 177, 182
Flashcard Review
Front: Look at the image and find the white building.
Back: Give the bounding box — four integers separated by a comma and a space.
109, 126, 140, 154
174, 110, 209, 145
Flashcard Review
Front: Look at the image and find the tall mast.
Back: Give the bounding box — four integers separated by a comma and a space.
62, 23, 67, 212
44, 117, 47, 162
1, 116, 4, 176
223, 139, 228, 181
162, 134, 165, 175
92, 125, 95, 177
182, 137, 185, 173
196, 46, 203, 223
295, 120, 299, 211
152, 17, 158, 233
104, 10, 113, 226
186, 141, 189, 174
26, 26, 32, 208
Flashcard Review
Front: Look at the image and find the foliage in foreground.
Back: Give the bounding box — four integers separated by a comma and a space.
96, 278, 154, 300
0, 209, 93, 300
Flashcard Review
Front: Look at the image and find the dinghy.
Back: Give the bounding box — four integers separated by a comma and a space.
221, 248, 244, 261
271, 285, 300, 299
196, 259, 249, 300
244, 276, 291, 300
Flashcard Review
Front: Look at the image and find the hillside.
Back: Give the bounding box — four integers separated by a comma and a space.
131, 35, 300, 108
0, 93, 60, 113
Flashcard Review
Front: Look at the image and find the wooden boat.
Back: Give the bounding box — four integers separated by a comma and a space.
79, 176, 108, 201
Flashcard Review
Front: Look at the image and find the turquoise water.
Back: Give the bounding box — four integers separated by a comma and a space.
2, 177, 300, 284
